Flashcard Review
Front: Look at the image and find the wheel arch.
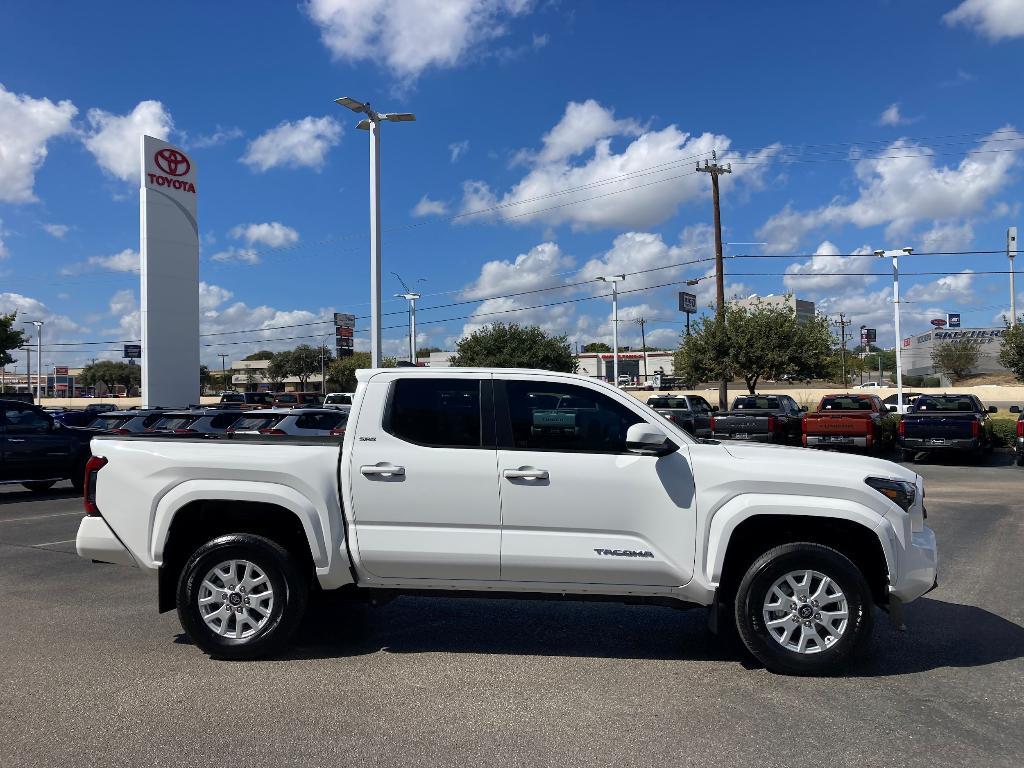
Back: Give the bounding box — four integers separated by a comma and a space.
707, 495, 892, 606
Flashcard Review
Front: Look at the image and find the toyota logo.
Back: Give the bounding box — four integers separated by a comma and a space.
154, 148, 191, 177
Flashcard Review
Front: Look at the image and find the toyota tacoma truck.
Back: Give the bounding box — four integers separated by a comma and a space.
709, 394, 805, 444
802, 394, 892, 452
76, 369, 938, 676
897, 394, 996, 462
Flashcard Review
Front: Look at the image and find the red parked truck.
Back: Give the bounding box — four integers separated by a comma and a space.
802, 394, 891, 452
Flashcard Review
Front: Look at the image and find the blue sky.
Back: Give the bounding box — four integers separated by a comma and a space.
1, 0, 1023, 367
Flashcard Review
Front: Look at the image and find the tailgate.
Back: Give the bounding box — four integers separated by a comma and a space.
805, 414, 872, 436
903, 416, 975, 439
714, 414, 768, 434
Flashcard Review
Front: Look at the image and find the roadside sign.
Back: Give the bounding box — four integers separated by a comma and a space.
678, 291, 697, 313
946, 313, 961, 328
930, 318, 947, 328
123, 343, 142, 359
334, 313, 356, 358
54, 366, 69, 375
859, 327, 876, 344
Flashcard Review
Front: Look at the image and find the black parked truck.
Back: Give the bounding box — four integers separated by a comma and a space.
897, 394, 996, 462
1, 399, 101, 493
645, 394, 715, 438
709, 394, 805, 444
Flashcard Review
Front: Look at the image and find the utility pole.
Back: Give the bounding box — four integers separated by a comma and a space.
217, 353, 229, 392
597, 275, 625, 384
833, 313, 850, 387
697, 150, 732, 410
633, 317, 648, 385
876, 248, 911, 412
1009, 227, 1018, 325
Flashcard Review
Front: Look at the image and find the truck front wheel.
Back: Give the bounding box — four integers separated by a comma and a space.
734, 543, 873, 676
177, 534, 308, 660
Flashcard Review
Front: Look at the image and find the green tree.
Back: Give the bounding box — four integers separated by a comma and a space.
325, 352, 396, 392
199, 365, 211, 391
450, 322, 576, 372
932, 337, 980, 381
78, 361, 142, 394
998, 322, 1024, 381
1, 312, 29, 371
287, 344, 324, 390
416, 346, 442, 358
266, 351, 291, 390
674, 301, 833, 394
243, 350, 275, 361
582, 342, 612, 353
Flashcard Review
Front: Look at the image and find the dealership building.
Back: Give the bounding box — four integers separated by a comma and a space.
901, 327, 1009, 376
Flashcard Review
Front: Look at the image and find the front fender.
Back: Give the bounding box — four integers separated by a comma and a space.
151, 479, 329, 569
704, 493, 895, 585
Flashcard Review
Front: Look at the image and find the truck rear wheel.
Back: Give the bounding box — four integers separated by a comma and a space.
734, 543, 873, 676
177, 534, 308, 660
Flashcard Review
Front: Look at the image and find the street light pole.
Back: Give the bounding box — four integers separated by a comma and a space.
876, 248, 911, 413
24, 321, 43, 402
1009, 227, 1018, 326
335, 96, 416, 369
597, 275, 625, 384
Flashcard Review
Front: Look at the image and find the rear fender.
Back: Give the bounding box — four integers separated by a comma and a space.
705, 493, 895, 584
152, 480, 329, 568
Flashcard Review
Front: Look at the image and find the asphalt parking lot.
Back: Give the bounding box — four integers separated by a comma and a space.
2, 456, 1023, 768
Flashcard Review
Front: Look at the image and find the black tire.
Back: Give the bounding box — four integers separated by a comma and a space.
734, 543, 873, 676
899, 448, 916, 463
22, 480, 57, 493
1016, 453, 1024, 467
177, 534, 308, 660
70, 455, 87, 495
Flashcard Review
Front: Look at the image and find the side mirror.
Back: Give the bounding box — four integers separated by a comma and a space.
626, 423, 678, 457
988, 406, 998, 413
888, 405, 898, 413
799, 405, 808, 412
711, 405, 719, 412
1011, 405, 1021, 414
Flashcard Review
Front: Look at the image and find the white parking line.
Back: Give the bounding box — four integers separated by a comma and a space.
0, 511, 84, 524
33, 539, 77, 547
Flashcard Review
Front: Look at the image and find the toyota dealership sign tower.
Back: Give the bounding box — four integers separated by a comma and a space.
139, 135, 199, 407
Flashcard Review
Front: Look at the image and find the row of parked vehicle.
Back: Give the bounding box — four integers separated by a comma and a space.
647, 391, 1007, 464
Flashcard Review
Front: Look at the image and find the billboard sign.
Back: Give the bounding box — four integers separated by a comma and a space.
859, 327, 876, 344
930, 318, 947, 328
946, 313, 961, 328
54, 366, 69, 376
140, 135, 199, 407
678, 291, 697, 313
334, 312, 356, 358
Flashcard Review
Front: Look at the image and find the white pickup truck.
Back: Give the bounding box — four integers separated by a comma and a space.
77, 368, 938, 675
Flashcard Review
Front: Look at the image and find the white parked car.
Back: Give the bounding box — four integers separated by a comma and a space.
227, 408, 347, 436
77, 368, 937, 675
855, 382, 890, 389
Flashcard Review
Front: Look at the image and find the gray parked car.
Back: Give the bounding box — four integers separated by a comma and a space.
645, 394, 715, 438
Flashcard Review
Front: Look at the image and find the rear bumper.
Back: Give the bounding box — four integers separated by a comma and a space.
805, 435, 869, 448
889, 525, 938, 603
899, 437, 978, 452
712, 432, 772, 443
76, 516, 136, 567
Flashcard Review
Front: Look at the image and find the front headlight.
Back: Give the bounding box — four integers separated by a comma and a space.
865, 477, 917, 512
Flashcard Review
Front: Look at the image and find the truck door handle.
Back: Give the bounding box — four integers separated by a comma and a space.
503, 468, 549, 480
7, 438, 25, 443
360, 464, 405, 476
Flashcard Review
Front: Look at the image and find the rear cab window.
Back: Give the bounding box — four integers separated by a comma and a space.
913, 396, 975, 412
648, 397, 690, 410
820, 397, 872, 411
733, 396, 780, 410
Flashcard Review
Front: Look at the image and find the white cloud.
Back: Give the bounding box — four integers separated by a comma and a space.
60, 248, 140, 275
758, 127, 1022, 251
187, 126, 243, 149
305, 0, 534, 82
0, 83, 77, 203
229, 221, 299, 248
905, 270, 976, 304
449, 140, 469, 162
0, 291, 87, 352
463, 242, 573, 300
918, 220, 974, 252
877, 103, 917, 127
0, 220, 8, 259
411, 195, 449, 217
210, 247, 261, 265
83, 100, 173, 182
783, 241, 876, 295
241, 116, 342, 172
943, 0, 1024, 41
461, 99, 778, 230
42, 223, 69, 239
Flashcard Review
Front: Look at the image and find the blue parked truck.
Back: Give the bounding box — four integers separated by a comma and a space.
897, 394, 996, 463
1, 399, 100, 493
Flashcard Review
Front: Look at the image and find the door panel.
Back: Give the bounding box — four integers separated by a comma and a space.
496, 377, 696, 587
348, 375, 500, 581
1, 406, 69, 480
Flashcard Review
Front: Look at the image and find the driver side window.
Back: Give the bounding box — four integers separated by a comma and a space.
502, 381, 645, 453
3, 406, 51, 435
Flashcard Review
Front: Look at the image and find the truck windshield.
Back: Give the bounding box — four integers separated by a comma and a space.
733, 397, 779, 410
820, 397, 872, 411
913, 396, 975, 412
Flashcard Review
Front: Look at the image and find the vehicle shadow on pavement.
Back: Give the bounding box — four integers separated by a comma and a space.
0, 486, 79, 504
275, 595, 1023, 672
283, 596, 745, 663
899, 452, 1016, 468
847, 597, 1024, 677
